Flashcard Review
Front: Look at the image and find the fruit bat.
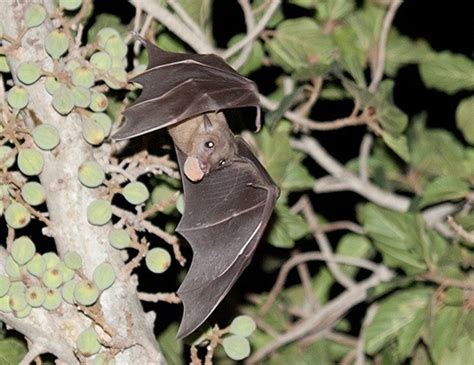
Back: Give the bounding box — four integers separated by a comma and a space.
114, 37, 278, 338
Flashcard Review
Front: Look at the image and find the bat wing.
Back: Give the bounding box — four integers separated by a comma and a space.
175, 137, 278, 338
114, 40, 261, 140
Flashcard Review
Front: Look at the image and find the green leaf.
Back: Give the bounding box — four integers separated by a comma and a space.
267, 204, 308, 248
381, 132, 409, 162
364, 288, 431, 354
255, 122, 314, 195
332, 25, 366, 86
347, 4, 384, 55
456, 96, 474, 145
265, 18, 334, 75
336, 234, 374, 278
410, 120, 471, 178
419, 51, 474, 94
420, 176, 469, 208
316, 0, 355, 21
360, 204, 427, 273
228, 35, 264, 76
430, 306, 468, 364
156, 33, 186, 53
177, 0, 212, 32
0, 337, 27, 365
264, 87, 303, 127
385, 30, 431, 76
158, 323, 183, 365
288, 0, 316, 8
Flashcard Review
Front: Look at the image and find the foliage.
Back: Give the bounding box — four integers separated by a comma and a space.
0, 0, 472, 364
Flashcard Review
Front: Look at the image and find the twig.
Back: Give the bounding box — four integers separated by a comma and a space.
122, 239, 149, 276
261, 95, 371, 131
231, 0, 257, 70
417, 272, 474, 290
317, 221, 365, 235
355, 304, 377, 365
294, 77, 323, 117
19, 343, 44, 365
292, 136, 410, 211
190, 346, 202, 365
138, 292, 181, 304
300, 196, 356, 289
294, 250, 319, 311
260, 251, 391, 314
368, 0, 403, 92
359, 134, 373, 183
248, 271, 393, 364
128, 0, 214, 53
447, 216, 474, 244
167, 0, 209, 46
222, 0, 280, 59
204, 325, 221, 365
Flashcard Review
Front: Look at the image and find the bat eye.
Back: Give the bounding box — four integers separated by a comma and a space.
205, 141, 215, 149
218, 159, 225, 166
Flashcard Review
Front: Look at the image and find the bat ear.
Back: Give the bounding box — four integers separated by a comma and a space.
202, 114, 213, 132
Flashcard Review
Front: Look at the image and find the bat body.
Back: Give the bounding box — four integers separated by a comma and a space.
114, 38, 278, 338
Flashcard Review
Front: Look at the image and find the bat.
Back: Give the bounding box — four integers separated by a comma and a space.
114, 37, 278, 338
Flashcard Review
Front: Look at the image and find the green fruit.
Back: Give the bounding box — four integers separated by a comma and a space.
61, 280, 77, 304
93, 353, 116, 365
24, 4, 46, 28
26, 286, 46, 307
9, 291, 28, 312
151, 184, 176, 214
32, 124, 60, 150
90, 51, 111, 71
77, 327, 101, 356
74, 280, 99, 306
222, 335, 251, 361
87, 199, 112, 226
45, 77, 61, 95
18, 148, 44, 176
0, 55, 10, 73
104, 36, 128, 59
5, 202, 31, 229
66, 59, 81, 72
93, 262, 115, 290
52, 85, 74, 115
8, 282, 26, 295
145, 248, 171, 274
42, 288, 62, 310
60, 0, 83, 11
45, 30, 69, 59
108, 228, 130, 249
27, 254, 46, 277
82, 119, 105, 145
64, 251, 82, 270
14, 304, 32, 318
78, 161, 105, 188
89, 92, 108, 112
7, 85, 28, 109
0, 295, 12, 313
104, 68, 127, 90
17, 62, 41, 85
90, 113, 112, 137
11, 236, 36, 265
122, 182, 150, 205
43, 252, 60, 269
0, 276, 10, 297
96, 28, 120, 49
21, 181, 46, 206
58, 262, 75, 282
0, 146, 16, 168
42, 267, 63, 288
72, 86, 91, 108
229, 315, 256, 337
111, 56, 127, 69
72, 67, 95, 88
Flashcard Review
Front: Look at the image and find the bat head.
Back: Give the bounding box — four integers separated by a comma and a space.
183, 113, 238, 181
